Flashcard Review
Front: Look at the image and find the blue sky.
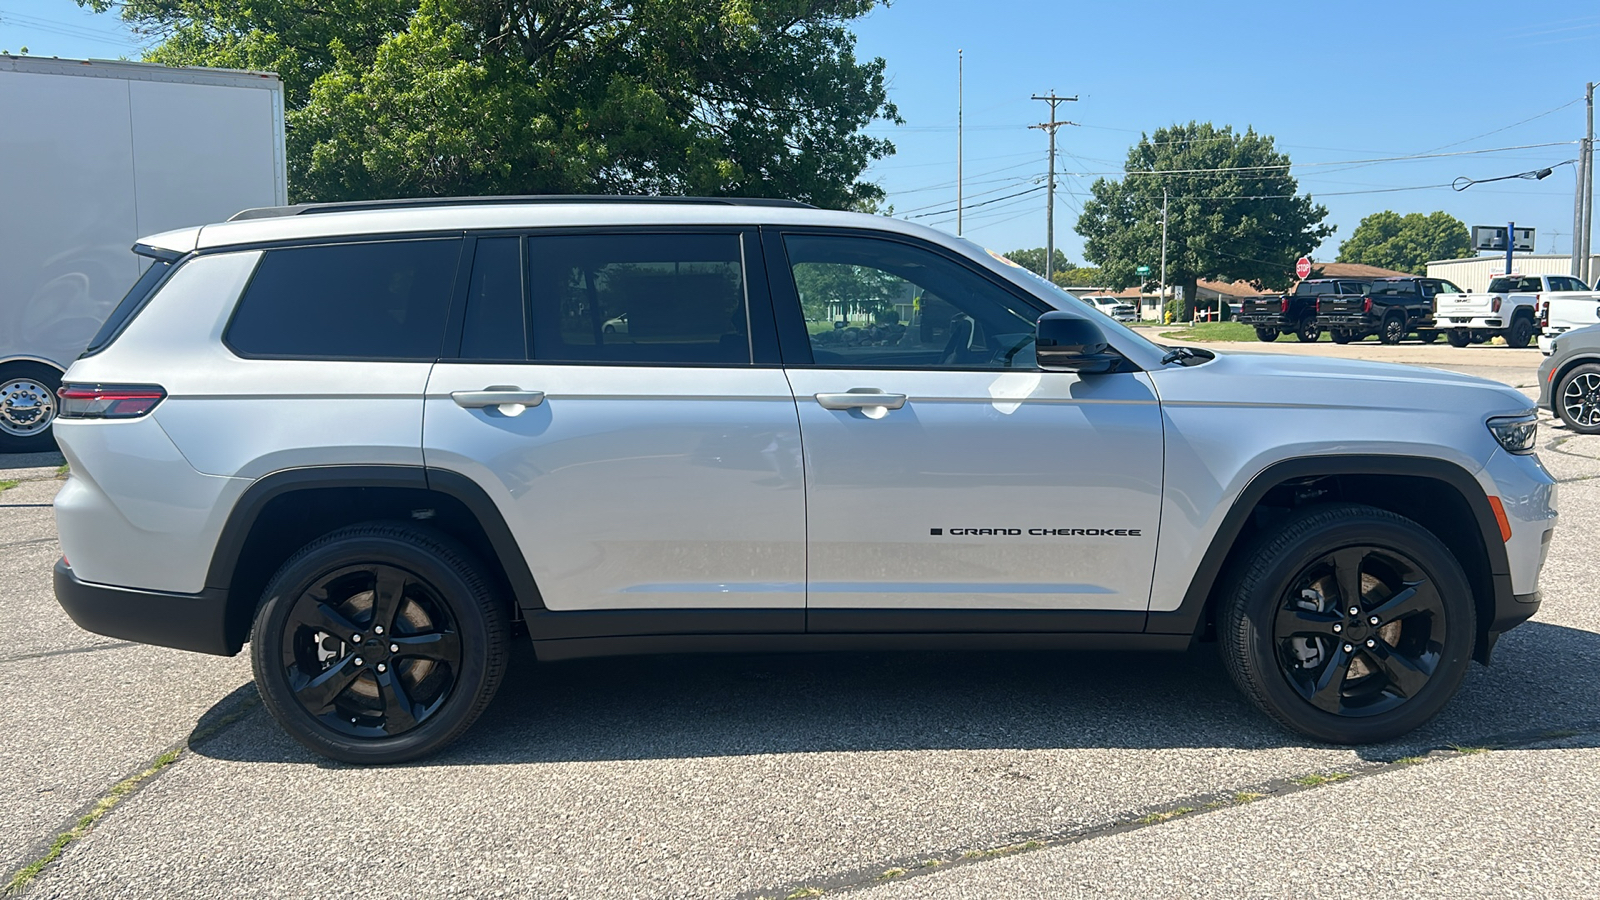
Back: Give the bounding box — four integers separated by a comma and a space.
5, 0, 1599, 265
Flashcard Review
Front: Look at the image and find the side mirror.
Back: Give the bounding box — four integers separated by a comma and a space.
1035, 311, 1120, 374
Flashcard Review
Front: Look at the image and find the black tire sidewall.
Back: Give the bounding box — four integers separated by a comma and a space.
1506, 316, 1534, 349
1295, 315, 1320, 343
251, 526, 506, 764
1255, 327, 1279, 342
0, 362, 63, 454
1224, 506, 1476, 744
1556, 363, 1600, 435
1380, 315, 1405, 344
1448, 330, 1470, 347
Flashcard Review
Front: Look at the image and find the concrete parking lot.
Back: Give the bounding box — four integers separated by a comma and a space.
4, 342, 1598, 899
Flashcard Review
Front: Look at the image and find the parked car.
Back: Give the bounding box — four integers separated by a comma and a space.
1110, 302, 1138, 323
603, 313, 628, 333
1537, 278, 1600, 354
1239, 279, 1369, 343
1081, 295, 1126, 318
1538, 323, 1600, 433
1436, 274, 1595, 349
1316, 277, 1454, 345
52, 196, 1554, 763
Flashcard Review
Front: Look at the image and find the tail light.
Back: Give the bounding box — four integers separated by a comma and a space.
1541, 300, 1550, 327
56, 384, 166, 419
1363, 297, 1372, 313
1491, 296, 1502, 313
1280, 298, 1289, 313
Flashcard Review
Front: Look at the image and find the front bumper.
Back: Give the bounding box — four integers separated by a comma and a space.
53, 559, 237, 656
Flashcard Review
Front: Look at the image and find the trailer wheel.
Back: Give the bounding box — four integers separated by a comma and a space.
0, 362, 62, 454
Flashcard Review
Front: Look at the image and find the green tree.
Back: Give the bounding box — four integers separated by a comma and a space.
1074, 122, 1333, 319
83, 0, 900, 207
1001, 247, 1071, 279
1336, 211, 1473, 274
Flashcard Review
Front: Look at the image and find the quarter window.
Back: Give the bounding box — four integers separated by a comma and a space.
783, 234, 1040, 369
227, 239, 460, 360
526, 233, 750, 365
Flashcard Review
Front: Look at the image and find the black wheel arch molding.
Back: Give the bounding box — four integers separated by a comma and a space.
1149, 454, 1525, 664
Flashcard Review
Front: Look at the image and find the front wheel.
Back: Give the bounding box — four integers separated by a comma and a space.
1255, 326, 1280, 342
1556, 362, 1600, 435
251, 523, 509, 764
1220, 504, 1475, 744
1295, 315, 1321, 343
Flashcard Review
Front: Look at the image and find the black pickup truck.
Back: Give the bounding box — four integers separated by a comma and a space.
1237, 278, 1369, 342
1315, 277, 1453, 345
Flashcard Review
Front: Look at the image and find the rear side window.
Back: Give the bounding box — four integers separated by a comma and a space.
525, 233, 750, 365
227, 239, 461, 360
458, 237, 527, 360
82, 259, 174, 356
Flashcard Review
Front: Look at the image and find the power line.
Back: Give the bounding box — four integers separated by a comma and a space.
905, 185, 1046, 220
1061, 141, 1577, 179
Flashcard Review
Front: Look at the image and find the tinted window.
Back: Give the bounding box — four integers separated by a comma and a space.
228, 239, 460, 359
526, 233, 749, 365
1293, 282, 1338, 296
83, 258, 174, 355
1438, 280, 1464, 294
459, 238, 526, 360
784, 234, 1039, 369
1368, 279, 1414, 295
1487, 277, 1517, 293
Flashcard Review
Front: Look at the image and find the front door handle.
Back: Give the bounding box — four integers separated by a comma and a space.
814, 388, 908, 410
451, 386, 546, 415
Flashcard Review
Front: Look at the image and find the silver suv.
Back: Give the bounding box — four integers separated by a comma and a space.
51, 197, 1556, 763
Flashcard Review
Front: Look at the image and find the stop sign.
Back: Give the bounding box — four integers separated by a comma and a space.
1295, 257, 1312, 279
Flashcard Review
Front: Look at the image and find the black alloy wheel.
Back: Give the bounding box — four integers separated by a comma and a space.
251, 524, 508, 764
1447, 330, 1471, 348
1380, 314, 1407, 345
1255, 326, 1281, 342
1505, 315, 1535, 349
1556, 363, 1600, 435
1221, 503, 1474, 744
1295, 315, 1321, 343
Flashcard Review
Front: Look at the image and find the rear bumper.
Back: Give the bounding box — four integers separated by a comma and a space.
1437, 316, 1503, 330
1236, 313, 1285, 327
53, 559, 238, 656
1315, 315, 1375, 329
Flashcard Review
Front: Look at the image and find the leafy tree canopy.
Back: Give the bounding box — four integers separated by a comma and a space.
82, 0, 900, 206
1336, 210, 1473, 275
1074, 122, 1333, 318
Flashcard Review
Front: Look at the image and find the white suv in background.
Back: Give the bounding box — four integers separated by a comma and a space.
52, 197, 1555, 763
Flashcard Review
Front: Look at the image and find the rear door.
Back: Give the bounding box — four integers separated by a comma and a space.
767, 230, 1164, 632
422, 230, 806, 629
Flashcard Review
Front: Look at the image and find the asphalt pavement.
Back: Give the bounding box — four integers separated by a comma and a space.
4, 341, 1597, 899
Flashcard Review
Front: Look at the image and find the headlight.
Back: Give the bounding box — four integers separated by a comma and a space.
1487, 415, 1538, 454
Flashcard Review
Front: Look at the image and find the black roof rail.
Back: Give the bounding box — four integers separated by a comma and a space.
228, 195, 816, 221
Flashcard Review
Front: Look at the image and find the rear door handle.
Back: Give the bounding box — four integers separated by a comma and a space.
814, 388, 907, 410
451, 386, 546, 414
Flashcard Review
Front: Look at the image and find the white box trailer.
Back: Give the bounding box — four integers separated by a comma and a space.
0, 55, 286, 451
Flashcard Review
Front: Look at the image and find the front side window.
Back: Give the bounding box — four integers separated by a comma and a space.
784, 234, 1039, 369
227, 239, 460, 359
526, 233, 750, 365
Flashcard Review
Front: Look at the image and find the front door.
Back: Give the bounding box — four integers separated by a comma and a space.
422, 231, 806, 627
768, 232, 1165, 631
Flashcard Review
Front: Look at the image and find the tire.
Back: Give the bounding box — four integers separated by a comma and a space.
1447, 330, 1470, 348
1379, 313, 1406, 345
603, 325, 616, 334
1294, 315, 1320, 343
1220, 503, 1476, 744
1420, 331, 1440, 344
0, 362, 63, 454
1555, 362, 1600, 435
1505, 315, 1535, 350
1330, 330, 1352, 345
250, 523, 509, 764
1254, 327, 1280, 342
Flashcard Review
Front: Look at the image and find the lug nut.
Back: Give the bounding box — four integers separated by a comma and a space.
375, 626, 384, 635
352, 634, 362, 643
353, 657, 364, 666
1366, 639, 1377, 648
1368, 616, 1380, 626
377, 663, 387, 673
1343, 643, 1354, 653
1348, 607, 1359, 616
1332, 623, 1343, 633
389, 643, 399, 653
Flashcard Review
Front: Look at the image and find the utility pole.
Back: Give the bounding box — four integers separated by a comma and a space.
1030, 92, 1078, 283
1159, 186, 1169, 322
1584, 82, 1595, 284
957, 50, 964, 236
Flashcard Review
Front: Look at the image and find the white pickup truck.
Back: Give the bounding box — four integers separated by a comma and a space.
1434, 274, 1598, 350
1538, 279, 1600, 354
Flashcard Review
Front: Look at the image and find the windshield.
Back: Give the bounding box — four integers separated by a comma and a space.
973, 241, 1166, 355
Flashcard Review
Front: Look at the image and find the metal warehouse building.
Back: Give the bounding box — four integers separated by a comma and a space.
1427, 254, 1600, 292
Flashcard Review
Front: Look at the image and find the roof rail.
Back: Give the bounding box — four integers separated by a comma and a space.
228, 194, 816, 221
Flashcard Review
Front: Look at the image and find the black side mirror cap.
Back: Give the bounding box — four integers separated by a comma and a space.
1035, 311, 1120, 374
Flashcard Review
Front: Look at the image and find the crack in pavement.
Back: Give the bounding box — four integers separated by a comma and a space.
736, 722, 1600, 900
0, 642, 138, 664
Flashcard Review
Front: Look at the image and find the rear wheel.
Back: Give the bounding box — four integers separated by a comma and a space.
1447, 330, 1471, 348
0, 362, 62, 454
251, 523, 509, 764
1254, 326, 1280, 342
1221, 504, 1475, 744
1505, 315, 1535, 349
1295, 315, 1321, 343
1379, 313, 1406, 345
1556, 363, 1600, 435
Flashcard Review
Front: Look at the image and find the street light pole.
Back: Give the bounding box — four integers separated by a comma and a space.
1159, 186, 1169, 322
